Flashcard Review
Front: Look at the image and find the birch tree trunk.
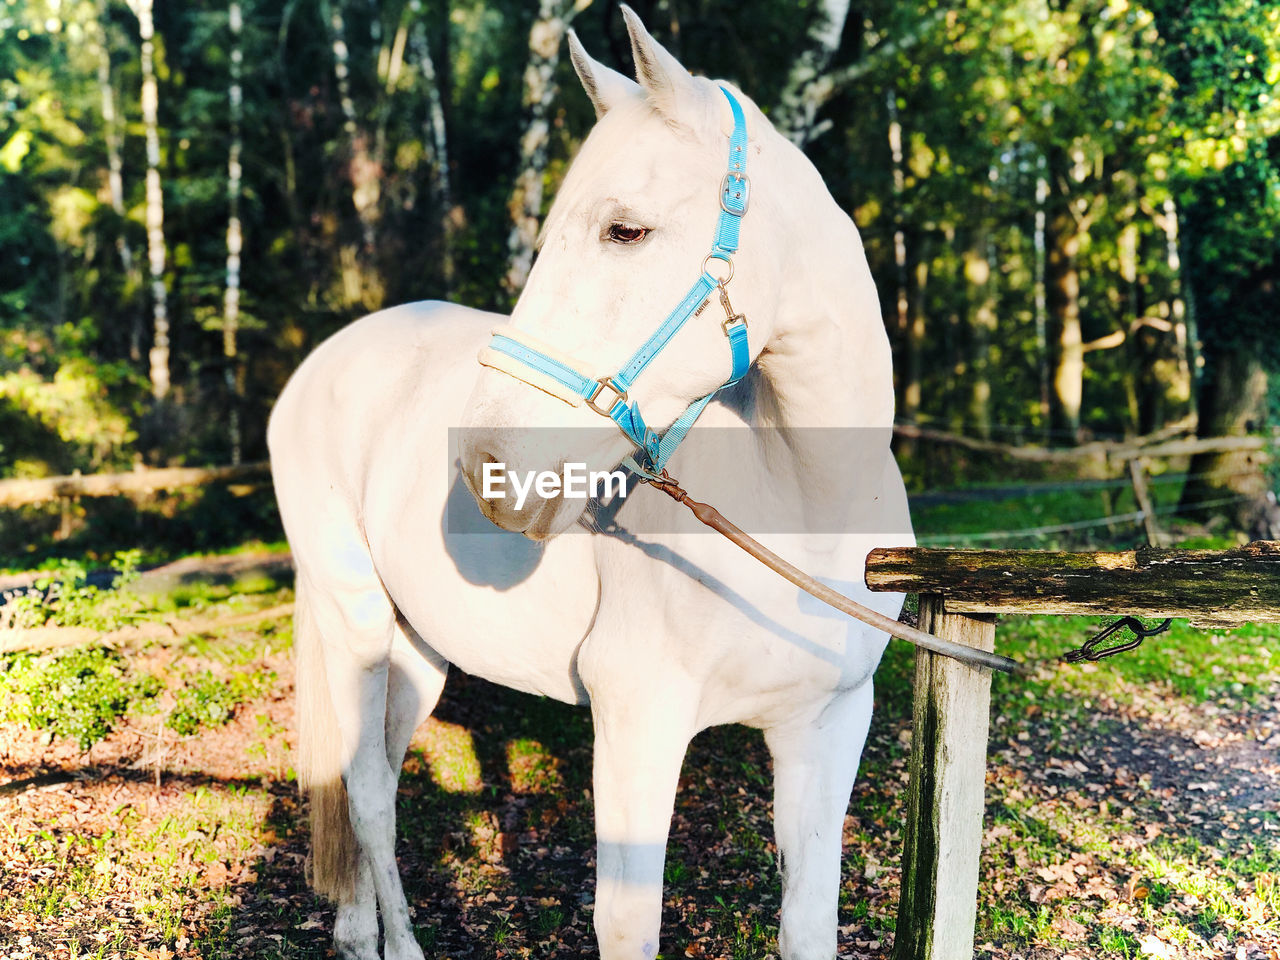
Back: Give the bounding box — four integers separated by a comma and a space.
95, 20, 143, 361
1033, 155, 1050, 439
773, 0, 851, 148
965, 226, 997, 440
886, 90, 910, 361
322, 0, 383, 307
801, 10, 946, 125
503, 0, 592, 296
903, 251, 928, 427
223, 0, 244, 464
133, 0, 170, 400
372, 1, 399, 232
1162, 196, 1197, 418
409, 0, 454, 292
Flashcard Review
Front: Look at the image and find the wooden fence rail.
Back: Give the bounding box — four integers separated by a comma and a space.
0, 462, 271, 508
864, 542, 1280, 960
892, 422, 1271, 465
0, 428, 1269, 512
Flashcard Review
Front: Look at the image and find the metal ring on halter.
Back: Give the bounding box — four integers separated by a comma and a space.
701, 254, 734, 285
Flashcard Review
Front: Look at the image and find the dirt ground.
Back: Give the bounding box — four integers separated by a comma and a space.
2, 611, 1280, 959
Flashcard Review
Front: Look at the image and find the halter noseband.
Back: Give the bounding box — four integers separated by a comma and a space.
478, 86, 752, 477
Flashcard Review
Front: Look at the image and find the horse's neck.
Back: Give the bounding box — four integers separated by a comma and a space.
748, 199, 896, 514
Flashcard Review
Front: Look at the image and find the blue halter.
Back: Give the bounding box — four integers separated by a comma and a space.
481, 86, 752, 477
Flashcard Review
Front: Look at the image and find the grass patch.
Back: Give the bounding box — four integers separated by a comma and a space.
167, 668, 276, 736
0, 645, 161, 749
991, 614, 1280, 708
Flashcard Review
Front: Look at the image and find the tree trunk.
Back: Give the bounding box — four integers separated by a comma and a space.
902, 248, 928, 427
134, 0, 170, 400
1045, 178, 1083, 441
805, 9, 946, 117
409, 0, 454, 293
323, 0, 383, 308
773, 0, 851, 148
95, 19, 144, 362
886, 90, 909, 341
1178, 346, 1270, 530
503, 0, 591, 296
964, 229, 997, 440
223, 0, 245, 464
1033, 157, 1050, 440
1163, 196, 1199, 418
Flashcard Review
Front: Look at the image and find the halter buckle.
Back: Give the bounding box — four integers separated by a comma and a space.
720, 173, 750, 215
586, 377, 628, 416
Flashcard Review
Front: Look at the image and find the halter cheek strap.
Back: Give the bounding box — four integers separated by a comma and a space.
479, 86, 752, 476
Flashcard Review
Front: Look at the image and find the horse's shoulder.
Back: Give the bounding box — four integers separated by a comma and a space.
287, 301, 494, 383
271, 300, 496, 451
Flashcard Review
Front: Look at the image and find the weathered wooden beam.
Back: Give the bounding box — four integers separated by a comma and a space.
864, 542, 1280, 626
891, 423, 1267, 465
893, 597, 996, 960
0, 462, 270, 508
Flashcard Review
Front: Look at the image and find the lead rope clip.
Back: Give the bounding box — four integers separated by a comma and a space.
1063, 616, 1173, 663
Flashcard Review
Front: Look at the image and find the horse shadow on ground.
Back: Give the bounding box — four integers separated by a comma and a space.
181, 672, 605, 958
193, 671, 793, 959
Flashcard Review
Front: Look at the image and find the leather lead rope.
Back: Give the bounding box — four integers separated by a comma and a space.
643, 474, 1028, 676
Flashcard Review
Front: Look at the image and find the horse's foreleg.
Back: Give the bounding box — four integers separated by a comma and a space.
312, 584, 427, 960
765, 682, 874, 960
589, 690, 696, 960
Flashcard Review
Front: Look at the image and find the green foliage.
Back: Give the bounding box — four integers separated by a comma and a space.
0, 646, 160, 749
1149, 0, 1280, 362
0, 358, 140, 475
0, 0, 1274, 479
166, 667, 274, 736
5, 549, 143, 630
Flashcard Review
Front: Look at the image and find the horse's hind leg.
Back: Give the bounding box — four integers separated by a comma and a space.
765, 682, 875, 960
334, 617, 449, 956
299, 565, 440, 960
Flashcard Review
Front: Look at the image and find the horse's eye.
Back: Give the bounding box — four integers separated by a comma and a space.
607, 223, 649, 244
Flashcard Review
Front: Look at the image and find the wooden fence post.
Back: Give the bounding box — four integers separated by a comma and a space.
892, 595, 997, 960
1127, 457, 1162, 546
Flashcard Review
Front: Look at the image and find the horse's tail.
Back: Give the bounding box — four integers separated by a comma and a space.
294, 577, 358, 901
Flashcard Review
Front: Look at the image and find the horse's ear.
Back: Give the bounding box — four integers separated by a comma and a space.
619, 5, 704, 127
568, 29, 639, 119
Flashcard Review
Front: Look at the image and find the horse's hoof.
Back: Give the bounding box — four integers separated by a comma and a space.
384, 932, 428, 960
333, 927, 380, 960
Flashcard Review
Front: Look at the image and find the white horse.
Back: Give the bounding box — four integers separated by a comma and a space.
268, 9, 912, 960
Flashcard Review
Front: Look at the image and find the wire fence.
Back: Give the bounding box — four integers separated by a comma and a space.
910, 465, 1266, 506
1, 431, 1272, 552
914, 493, 1259, 547
902, 425, 1276, 547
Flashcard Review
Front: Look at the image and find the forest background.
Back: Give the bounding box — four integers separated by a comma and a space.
2, 0, 1278, 550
